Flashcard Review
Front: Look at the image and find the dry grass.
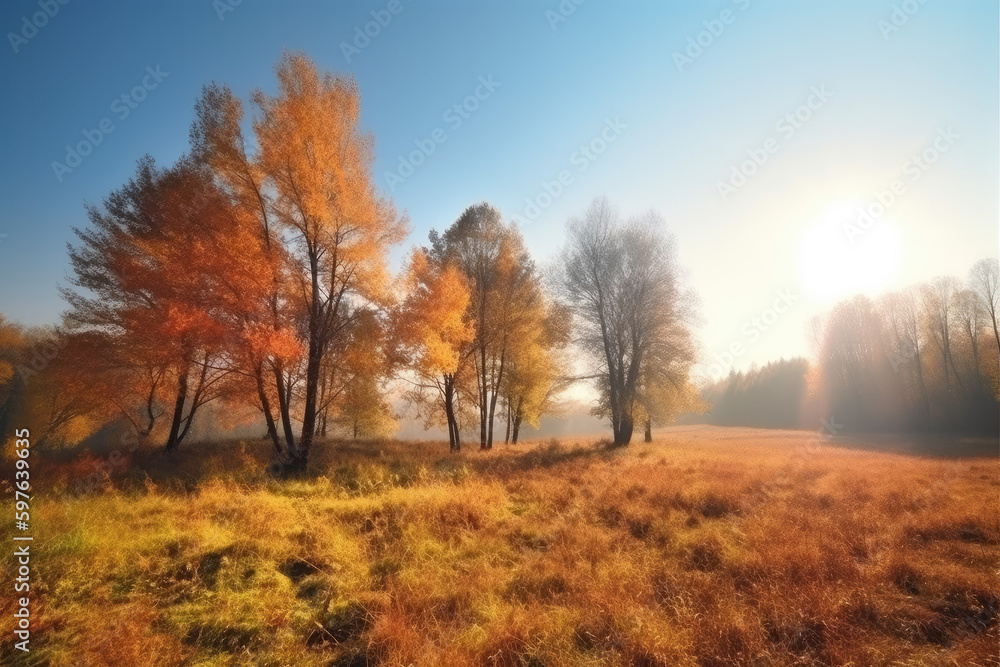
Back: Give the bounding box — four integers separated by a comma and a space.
2, 427, 998, 666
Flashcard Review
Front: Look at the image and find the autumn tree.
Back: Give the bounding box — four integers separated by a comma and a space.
317, 309, 396, 440
63, 157, 276, 451
429, 203, 543, 449
500, 300, 572, 444
190, 80, 302, 455
555, 198, 696, 446
879, 288, 930, 415
0, 316, 30, 451
396, 248, 474, 451
0, 325, 107, 450
814, 295, 906, 429
250, 52, 407, 469
969, 258, 1000, 359
920, 277, 965, 397
634, 309, 699, 442
955, 288, 987, 398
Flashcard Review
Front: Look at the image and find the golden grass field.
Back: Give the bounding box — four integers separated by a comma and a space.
3, 427, 998, 666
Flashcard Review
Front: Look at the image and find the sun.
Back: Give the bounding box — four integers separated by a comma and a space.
795, 201, 901, 301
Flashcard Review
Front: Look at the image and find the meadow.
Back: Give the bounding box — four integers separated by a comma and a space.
3, 427, 998, 666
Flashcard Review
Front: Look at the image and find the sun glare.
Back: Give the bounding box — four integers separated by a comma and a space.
795, 201, 901, 301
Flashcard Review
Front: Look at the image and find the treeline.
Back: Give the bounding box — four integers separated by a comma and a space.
0, 53, 701, 467
702, 358, 809, 429
700, 258, 1000, 434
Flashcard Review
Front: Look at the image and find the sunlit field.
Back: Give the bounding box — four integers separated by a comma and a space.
3, 427, 997, 667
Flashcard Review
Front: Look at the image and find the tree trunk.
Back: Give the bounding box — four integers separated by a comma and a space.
968, 330, 983, 396
913, 347, 930, 416
175, 354, 212, 447
164, 364, 189, 452
298, 336, 322, 467
273, 363, 298, 457
256, 365, 282, 455
486, 348, 505, 449
989, 307, 1000, 360
644, 417, 652, 443
298, 249, 324, 469
511, 401, 523, 444
615, 415, 634, 447
946, 340, 967, 398
478, 345, 489, 449
487, 391, 499, 449
444, 374, 460, 452
504, 398, 511, 444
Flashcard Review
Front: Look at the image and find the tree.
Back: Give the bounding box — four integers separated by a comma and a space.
0, 327, 107, 451
251, 52, 407, 468
63, 157, 280, 451
0, 316, 26, 447
396, 248, 474, 451
556, 198, 695, 446
322, 309, 397, 440
429, 203, 542, 449
190, 80, 300, 455
700, 359, 806, 429
815, 295, 905, 429
955, 288, 986, 397
636, 343, 699, 442
969, 258, 1000, 359
879, 288, 930, 415
501, 301, 572, 444
920, 277, 965, 397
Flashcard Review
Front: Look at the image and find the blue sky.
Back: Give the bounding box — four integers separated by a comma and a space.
0, 0, 996, 381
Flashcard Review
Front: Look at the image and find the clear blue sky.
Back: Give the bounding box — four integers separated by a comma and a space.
1, 0, 996, 380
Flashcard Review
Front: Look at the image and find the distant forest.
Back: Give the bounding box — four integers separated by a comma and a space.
700, 259, 999, 435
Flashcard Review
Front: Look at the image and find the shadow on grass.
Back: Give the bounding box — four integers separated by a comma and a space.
37, 427, 995, 500
37, 434, 625, 498
821, 432, 998, 459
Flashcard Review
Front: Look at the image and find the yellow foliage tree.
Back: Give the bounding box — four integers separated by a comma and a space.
396, 249, 474, 451
251, 52, 408, 468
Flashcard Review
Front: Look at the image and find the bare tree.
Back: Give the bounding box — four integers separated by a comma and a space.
921, 277, 965, 396
555, 198, 694, 446
879, 288, 929, 412
968, 258, 1000, 359
955, 288, 986, 396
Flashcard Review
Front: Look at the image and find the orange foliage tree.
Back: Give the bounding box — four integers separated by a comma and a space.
396, 248, 474, 451
63, 157, 283, 450
252, 52, 408, 468
63, 52, 405, 466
